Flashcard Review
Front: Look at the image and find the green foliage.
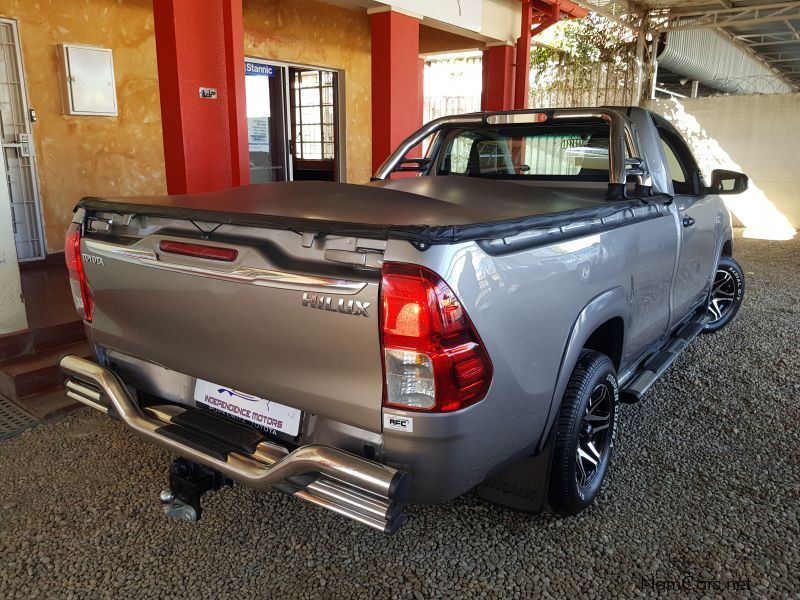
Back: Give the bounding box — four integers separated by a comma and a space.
531, 14, 636, 67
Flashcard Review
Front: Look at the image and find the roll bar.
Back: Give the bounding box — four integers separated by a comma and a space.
372, 108, 651, 199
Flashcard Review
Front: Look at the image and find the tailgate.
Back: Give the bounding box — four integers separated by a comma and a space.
79, 212, 386, 432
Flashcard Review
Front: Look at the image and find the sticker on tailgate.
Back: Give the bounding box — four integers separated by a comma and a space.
384, 413, 413, 433
194, 379, 301, 437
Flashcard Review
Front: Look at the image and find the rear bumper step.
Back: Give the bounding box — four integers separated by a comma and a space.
59, 355, 410, 534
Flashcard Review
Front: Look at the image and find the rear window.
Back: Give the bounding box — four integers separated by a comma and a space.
435, 125, 618, 181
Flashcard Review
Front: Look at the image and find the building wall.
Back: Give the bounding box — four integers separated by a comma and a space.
420, 25, 481, 55
647, 95, 799, 239
243, 0, 373, 184
2, 0, 389, 255
4, 0, 375, 254
1, 0, 166, 254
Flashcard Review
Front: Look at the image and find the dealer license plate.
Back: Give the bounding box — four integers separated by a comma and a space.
193, 379, 301, 437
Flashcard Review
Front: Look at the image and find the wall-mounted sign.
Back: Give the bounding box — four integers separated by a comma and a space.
245, 62, 275, 77
199, 87, 217, 99
375, 0, 482, 33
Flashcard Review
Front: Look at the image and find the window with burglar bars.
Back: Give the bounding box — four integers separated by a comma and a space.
291, 69, 336, 160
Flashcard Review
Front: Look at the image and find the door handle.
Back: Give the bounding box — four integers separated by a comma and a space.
682, 216, 696, 228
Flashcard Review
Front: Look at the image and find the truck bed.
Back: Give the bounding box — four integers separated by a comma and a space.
77, 178, 667, 245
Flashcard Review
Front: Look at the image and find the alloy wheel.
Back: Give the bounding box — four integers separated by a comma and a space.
707, 267, 737, 323
576, 382, 612, 488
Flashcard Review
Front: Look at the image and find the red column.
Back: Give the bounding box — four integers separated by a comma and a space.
514, 0, 533, 110
222, 0, 249, 188
154, 0, 249, 194
370, 9, 422, 175
481, 44, 515, 111
419, 56, 425, 129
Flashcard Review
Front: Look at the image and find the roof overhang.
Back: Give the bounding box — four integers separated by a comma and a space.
572, 1, 800, 90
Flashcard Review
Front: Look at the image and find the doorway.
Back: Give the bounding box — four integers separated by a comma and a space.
0, 18, 45, 261
288, 67, 338, 181
245, 59, 342, 184
244, 61, 288, 183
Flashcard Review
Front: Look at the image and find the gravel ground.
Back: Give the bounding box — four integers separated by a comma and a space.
1, 231, 798, 599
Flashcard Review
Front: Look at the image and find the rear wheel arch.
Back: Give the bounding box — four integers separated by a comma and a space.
582, 317, 624, 372
537, 287, 628, 453
721, 239, 733, 257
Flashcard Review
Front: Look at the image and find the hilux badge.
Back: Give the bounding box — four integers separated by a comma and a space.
302, 292, 370, 317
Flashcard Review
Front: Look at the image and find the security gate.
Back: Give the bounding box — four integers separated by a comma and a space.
0, 18, 44, 261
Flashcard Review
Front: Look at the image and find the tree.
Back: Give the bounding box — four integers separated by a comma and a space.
531, 14, 637, 68
529, 14, 639, 108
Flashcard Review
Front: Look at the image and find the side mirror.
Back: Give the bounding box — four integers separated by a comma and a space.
709, 169, 748, 195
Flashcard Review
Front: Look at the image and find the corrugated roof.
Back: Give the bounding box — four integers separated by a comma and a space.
658, 27, 793, 93
574, 0, 800, 90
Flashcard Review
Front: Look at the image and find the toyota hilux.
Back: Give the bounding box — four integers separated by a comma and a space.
60, 107, 746, 533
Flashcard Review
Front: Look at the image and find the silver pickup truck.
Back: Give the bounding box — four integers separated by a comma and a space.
61, 107, 746, 533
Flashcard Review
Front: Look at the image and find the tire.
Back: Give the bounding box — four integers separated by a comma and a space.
702, 255, 744, 334
548, 350, 618, 516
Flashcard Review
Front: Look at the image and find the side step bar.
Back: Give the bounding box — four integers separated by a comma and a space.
620, 313, 710, 404
60, 355, 410, 534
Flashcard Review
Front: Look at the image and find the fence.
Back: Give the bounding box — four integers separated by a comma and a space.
529, 58, 639, 108
423, 54, 482, 123
424, 95, 482, 123
423, 53, 640, 124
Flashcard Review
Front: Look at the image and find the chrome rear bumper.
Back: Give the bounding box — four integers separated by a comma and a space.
60, 355, 409, 533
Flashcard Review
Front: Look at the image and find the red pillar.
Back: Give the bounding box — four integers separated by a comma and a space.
222, 0, 249, 188
419, 56, 425, 129
514, 0, 533, 110
154, 0, 249, 194
481, 44, 515, 111
370, 9, 422, 174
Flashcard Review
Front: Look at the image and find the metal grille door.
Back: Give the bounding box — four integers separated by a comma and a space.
0, 18, 44, 261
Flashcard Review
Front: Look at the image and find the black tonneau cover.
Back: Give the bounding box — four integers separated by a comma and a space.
76, 178, 670, 245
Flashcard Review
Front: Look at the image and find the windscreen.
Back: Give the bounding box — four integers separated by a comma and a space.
435, 124, 615, 181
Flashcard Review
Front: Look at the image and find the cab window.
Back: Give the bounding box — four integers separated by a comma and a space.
436, 124, 617, 182
657, 129, 700, 195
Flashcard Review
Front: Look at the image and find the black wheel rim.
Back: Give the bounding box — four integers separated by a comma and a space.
707, 267, 737, 323
576, 382, 612, 488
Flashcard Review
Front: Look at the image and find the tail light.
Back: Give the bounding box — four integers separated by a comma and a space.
380, 262, 492, 412
65, 223, 93, 321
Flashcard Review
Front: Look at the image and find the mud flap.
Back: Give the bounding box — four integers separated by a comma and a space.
475, 430, 555, 513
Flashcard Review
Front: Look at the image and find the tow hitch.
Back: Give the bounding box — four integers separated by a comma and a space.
159, 458, 232, 522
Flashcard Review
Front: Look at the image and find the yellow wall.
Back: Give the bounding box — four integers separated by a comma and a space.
1, 0, 373, 254
243, 0, 373, 184
0, 0, 166, 253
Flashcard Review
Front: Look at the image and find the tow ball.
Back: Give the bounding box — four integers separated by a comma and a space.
159, 458, 232, 522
